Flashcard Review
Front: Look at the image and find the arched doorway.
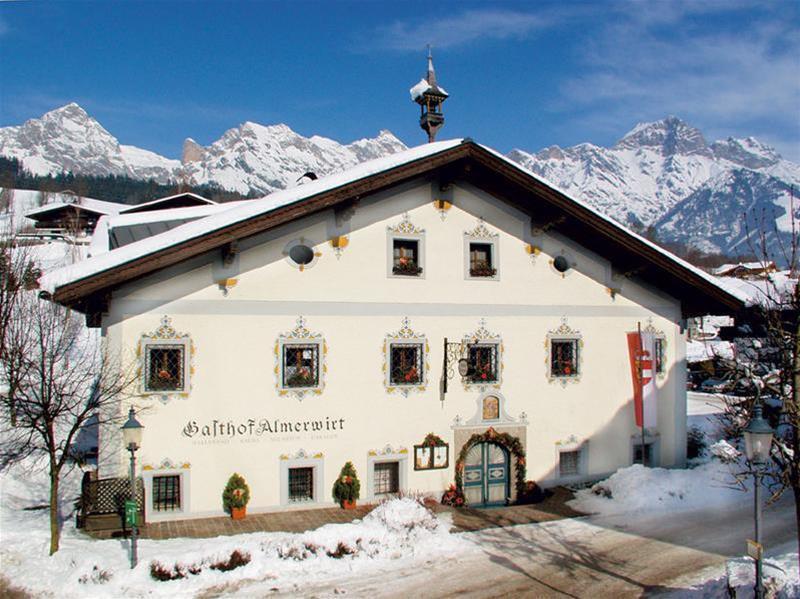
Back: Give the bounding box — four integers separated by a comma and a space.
463, 442, 509, 507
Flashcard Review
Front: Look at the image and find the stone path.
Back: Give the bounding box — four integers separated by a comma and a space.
122, 486, 583, 540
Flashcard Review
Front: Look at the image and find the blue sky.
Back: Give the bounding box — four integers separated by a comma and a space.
1, 0, 799, 160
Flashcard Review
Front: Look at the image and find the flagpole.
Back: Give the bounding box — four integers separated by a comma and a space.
638, 321, 647, 467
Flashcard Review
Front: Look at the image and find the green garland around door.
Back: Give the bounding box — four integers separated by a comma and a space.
454, 428, 526, 497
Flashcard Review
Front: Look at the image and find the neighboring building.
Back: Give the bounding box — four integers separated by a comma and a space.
712, 261, 778, 279
24, 193, 125, 240
42, 140, 742, 522
116, 192, 218, 214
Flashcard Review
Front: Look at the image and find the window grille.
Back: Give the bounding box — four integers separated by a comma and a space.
146, 346, 185, 391
374, 461, 400, 495
282, 344, 320, 388
469, 242, 496, 277
392, 239, 422, 276
654, 338, 665, 374
152, 475, 181, 512
551, 339, 579, 377
390, 343, 424, 385
559, 450, 580, 477
633, 443, 654, 464
467, 344, 498, 383
288, 467, 314, 502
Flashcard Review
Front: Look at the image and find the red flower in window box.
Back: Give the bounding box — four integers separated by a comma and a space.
563, 364, 572, 375
404, 367, 419, 383
157, 369, 172, 380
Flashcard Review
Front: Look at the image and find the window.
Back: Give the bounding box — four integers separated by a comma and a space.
469, 242, 496, 277
551, 339, 579, 377
152, 475, 181, 512
392, 239, 422, 276
389, 343, 424, 385
633, 443, 654, 465
145, 345, 185, 392
288, 467, 314, 502
373, 461, 400, 495
553, 255, 570, 273
559, 450, 581, 478
654, 337, 665, 374
284, 238, 320, 271
289, 244, 315, 266
467, 344, 499, 383
282, 343, 320, 389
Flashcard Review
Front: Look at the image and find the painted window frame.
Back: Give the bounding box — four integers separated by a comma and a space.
383, 318, 429, 396
279, 340, 323, 392
386, 214, 426, 280
275, 317, 327, 399
463, 219, 500, 281
545, 318, 583, 385
283, 237, 321, 272
138, 316, 193, 400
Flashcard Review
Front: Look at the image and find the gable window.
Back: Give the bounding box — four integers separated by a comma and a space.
392, 239, 422, 276
282, 343, 320, 389
145, 345, 185, 392
389, 343, 424, 385
551, 339, 579, 377
467, 344, 499, 384
469, 242, 496, 277
373, 461, 400, 496
288, 467, 314, 502
152, 474, 181, 512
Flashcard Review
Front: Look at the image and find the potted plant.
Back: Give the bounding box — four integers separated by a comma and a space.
332, 461, 360, 509
222, 473, 250, 520
392, 256, 423, 276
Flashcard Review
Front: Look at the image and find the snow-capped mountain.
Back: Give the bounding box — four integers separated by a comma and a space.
0, 104, 407, 195
0, 103, 180, 182
507, 116, 799, 232
655, 169, 799, 257
181, 123, 406, 195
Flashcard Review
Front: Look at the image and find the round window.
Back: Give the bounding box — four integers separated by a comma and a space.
553, 255, 570, 273
289, 244, 315, 265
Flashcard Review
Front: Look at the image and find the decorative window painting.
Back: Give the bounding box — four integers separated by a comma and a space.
482, 395, 500, 420
282, 344, 319, 388
146, 346, 185, 392
389, 343, 424, 385
469, 344, 499, 384
551, 339, 579, 377
392, 239, 422, 276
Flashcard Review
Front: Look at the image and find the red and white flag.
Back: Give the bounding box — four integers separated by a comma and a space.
627, 331, 657, 428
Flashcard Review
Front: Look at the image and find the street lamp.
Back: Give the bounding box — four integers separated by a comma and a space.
121, 407, 144, 569
743, 402, 774, 599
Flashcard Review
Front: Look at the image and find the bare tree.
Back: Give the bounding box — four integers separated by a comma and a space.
0, 237, 135, 554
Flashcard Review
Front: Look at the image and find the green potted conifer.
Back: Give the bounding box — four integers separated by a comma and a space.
222, 473, 250, 520
332, 461, 360, 509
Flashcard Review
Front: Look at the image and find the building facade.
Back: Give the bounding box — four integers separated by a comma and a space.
43, 140, 741, 521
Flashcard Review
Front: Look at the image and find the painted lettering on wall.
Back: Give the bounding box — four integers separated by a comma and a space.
181, 416, 345, 439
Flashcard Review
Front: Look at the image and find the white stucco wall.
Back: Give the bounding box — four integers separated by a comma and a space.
99, 180, 687, 519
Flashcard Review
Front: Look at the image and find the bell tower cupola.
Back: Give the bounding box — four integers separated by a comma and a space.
410, 46, 449, 143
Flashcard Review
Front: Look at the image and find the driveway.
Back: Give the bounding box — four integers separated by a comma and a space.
258, 494, 796, 598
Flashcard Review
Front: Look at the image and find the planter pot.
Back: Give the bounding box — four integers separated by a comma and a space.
231, 506, 246, 520
341, 500, 357, 510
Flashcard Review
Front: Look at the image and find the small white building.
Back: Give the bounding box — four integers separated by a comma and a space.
42, 140, 741, 521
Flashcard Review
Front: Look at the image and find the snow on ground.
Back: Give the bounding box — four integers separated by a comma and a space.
0, 456, 470, 598
687, 338, 735, 363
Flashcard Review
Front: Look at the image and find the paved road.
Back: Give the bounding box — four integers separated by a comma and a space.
265, 494, 796, 598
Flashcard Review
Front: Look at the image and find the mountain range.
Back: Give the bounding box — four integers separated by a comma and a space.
1, 104, 798, 260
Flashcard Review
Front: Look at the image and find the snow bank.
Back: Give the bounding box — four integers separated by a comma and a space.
0, 459, 467, 599
570, 460, 749, 516
687, 339, 735, 363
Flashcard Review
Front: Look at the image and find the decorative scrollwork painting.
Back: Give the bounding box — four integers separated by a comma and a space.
137, 316, 194, 402
545, 317, 583, 386
383, 317, 429, 396
462, 318, 503, 390
274, 316, 327, 399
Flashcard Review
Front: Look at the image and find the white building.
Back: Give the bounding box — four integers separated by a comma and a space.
42, 139, 742, 522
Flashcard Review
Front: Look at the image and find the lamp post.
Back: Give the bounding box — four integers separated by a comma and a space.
121, 407, 144, 569
743, 402, 774, 599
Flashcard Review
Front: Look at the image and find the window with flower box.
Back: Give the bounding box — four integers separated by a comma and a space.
467, 343, 499, 384
469, 242, 496, 278
281, 343, 320, 389
145, 345, 185, 392
551, 339, 579, 378
389, 343, 424, 386
392, 239, 422, 276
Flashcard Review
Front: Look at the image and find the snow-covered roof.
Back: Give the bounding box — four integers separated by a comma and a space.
409, 78, 448, 101
25, 196, 125, 219
714, 272, 798, 307
89, 201, 252, 256
118, 192, 217, 214
711, 261, 776, 275
41, 138, 745, 314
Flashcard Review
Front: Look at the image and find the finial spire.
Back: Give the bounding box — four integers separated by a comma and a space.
410, 46, 449, 143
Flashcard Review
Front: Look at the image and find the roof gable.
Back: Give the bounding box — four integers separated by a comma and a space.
41, 139, 743, 317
